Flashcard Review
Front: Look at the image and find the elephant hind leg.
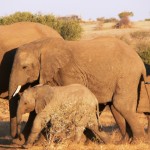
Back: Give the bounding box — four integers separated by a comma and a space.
74, 126, 85, 143
110, 105, 131, 143
113, 89, 146, 142
145, 113, 150, 139
113, 74, 148, 142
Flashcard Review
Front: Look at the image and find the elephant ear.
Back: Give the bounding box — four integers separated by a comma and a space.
35, 85, 54, 114
39, 39, 71, 85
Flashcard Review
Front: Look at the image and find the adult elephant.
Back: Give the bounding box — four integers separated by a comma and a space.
9, 37, 149, 143
0, 22, 62, 98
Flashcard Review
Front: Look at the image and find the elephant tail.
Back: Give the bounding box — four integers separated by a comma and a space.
142, 65, 147, 83
142, 64, 150, 111
95, 98, 101, 131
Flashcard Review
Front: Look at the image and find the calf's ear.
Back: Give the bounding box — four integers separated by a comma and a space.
34, 86, 54, 113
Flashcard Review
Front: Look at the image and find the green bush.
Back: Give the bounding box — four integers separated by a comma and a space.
118, 11, 134, 19
60, 20, 83, 40
0, 12, 35, 24
104, 18, 118, 23
145, 18, 150, 21
131, 31, 150, 64
96, 17, 118, 23
138, 46, 150, 65
0, 12, 82, 40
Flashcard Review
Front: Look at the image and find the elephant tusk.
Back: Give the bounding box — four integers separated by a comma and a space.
13, 85, 22, 97
145, 82, 150, 84
36, 84, 43, 87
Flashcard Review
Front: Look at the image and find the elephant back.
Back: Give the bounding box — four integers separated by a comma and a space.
0, 22, 62, 52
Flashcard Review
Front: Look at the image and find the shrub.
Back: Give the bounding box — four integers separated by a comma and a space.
138, 47, 150, 65
130, 31, 150, 40
58, 15, 81, 22
96, 21, 104, 30
97, 17, 118, 23
130, 31, 150, 54
0, 12, 83, 40
118, 11, 134, 19
104, 18, 118, 23
114, 11, 133, 29
145, 18, 150, 21
60, 20, 83, 40
96, 17, 105, 22
0, 12, 35, 24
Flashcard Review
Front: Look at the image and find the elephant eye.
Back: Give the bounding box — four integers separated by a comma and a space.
22, 66, 27, 69
24, 102, 27, 105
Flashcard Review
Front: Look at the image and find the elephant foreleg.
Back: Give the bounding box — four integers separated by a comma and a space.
88, 125, 110, 144
23, 112, 50, 148
12, 110, 36, 145
23, 111, 48, 146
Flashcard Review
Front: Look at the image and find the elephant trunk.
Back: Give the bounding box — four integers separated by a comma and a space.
9, 63, 28, 138
9, 79, 20, 138
17, 106, 23, 136
9, 69, 23, 138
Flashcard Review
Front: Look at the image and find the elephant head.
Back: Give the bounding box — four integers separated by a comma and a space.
17, 85, 53, 136
0, 22, 62, 99
17, 89, 36, 136
9, 37, 71, 138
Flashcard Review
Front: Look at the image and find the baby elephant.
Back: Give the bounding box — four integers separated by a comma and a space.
16, 84, 108, 148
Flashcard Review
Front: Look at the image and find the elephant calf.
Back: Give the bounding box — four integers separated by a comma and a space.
16, 84, 108, 148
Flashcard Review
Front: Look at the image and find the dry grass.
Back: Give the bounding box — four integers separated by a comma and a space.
81, 21, 150, 42
44, 142, 150, 150
0, 98, 149, 149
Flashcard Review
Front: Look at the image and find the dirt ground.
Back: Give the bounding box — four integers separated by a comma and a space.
0, 21, 150, 149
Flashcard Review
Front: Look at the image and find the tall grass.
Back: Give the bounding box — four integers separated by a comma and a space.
130, 31, 150, 40
138, 46, 150, 65
129, 31, 150, 65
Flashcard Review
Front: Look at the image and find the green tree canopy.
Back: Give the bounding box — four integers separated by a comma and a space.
118, 11, 134, 19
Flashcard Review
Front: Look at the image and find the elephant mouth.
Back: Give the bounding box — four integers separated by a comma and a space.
12, 80, 39, 98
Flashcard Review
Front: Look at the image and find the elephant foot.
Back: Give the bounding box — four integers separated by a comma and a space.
115, 134, 130, 145
33, 133, 46, 146
130, 136, 148, 144
84, 138, 99, 145
12, 134, 25, 145
98, 125, 103, 132
148, 133, 150, 140
22, 143, 33, 149
84, 138, 91, 145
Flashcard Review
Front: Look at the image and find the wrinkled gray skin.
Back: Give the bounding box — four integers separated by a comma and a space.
17, 84, 108, 148
9, 37, 149, 144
